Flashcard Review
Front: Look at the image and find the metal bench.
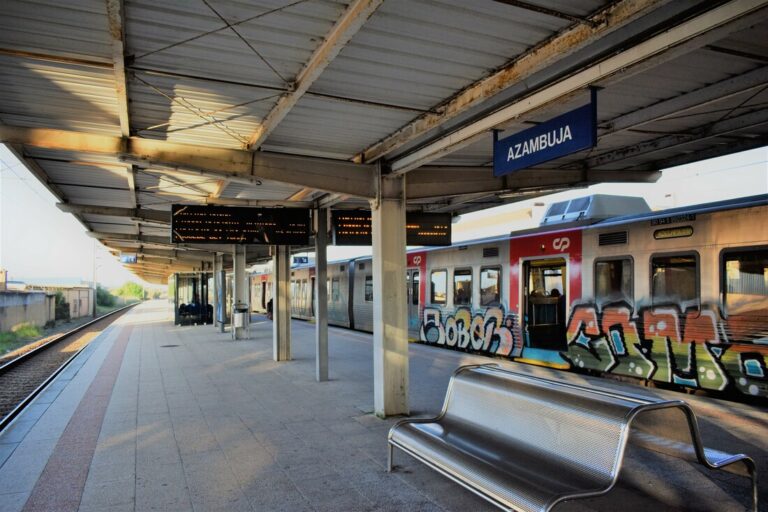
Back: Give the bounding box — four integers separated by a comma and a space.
388, 364, 758, 512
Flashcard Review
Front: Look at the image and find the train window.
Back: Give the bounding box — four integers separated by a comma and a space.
595, 258, 632, 304
364, 275, 373, 302
412, 271, 420, 306
480, 267, 501, 306
453, 269, 472, 306
431, 270, 447, 304
331, 278, 340, 302
723, 249, 768, 316
651, 254, 698, 304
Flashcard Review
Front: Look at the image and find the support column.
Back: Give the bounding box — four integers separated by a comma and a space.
315, 208, 329, 382
212, 253, 220, 330
372, 175, 409, 417
273, 245, 291, 361
233, 245, 247, 339
216, 253, 225, 333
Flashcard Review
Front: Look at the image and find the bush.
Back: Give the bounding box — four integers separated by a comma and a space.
114, 281, 144, 301
12, 323, 41, 339
97, 285, 116, 307
54, 291, 70, 321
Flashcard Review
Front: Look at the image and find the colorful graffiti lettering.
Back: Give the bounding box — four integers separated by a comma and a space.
419, 301, 767, 398
420, 306, 523, 358
564, 302, 767, 397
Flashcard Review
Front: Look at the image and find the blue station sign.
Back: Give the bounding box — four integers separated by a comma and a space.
493, 95, 597, 177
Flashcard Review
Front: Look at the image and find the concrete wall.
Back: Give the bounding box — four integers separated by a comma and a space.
0, 291, 55, 332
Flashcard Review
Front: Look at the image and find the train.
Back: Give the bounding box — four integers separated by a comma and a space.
250, 194, 768, 401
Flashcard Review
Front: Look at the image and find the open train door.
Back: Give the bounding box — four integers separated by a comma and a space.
522, 258, 567, 351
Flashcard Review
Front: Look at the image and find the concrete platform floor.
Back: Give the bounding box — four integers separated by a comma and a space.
0, 301, 763, 512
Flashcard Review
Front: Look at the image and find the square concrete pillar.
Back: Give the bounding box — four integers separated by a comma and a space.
233, 245, 248, 339
273, 245, 291, 361
372, 175, 409, 417
315, 208, 329, 382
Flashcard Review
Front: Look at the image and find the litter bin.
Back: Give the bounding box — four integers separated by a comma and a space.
232, 304, 250, 339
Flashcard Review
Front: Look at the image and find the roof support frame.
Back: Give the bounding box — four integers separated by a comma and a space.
0, 126, 376, 199
388, 0, 768, 175
246, 0, 384, 149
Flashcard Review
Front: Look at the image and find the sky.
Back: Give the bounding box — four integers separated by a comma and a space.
1, 144, 767, 284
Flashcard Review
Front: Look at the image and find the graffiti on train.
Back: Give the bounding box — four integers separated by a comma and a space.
420, 306, 523, 357
563, 301, 767, 397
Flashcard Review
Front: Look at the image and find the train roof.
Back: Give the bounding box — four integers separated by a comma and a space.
252, 194, 768, 273
588, 193, 768, 229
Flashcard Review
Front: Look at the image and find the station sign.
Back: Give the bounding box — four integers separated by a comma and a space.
493, 94, 597, 177
331, 211, 451, 246
171, 205, 310, 245
119, 253, 138, 264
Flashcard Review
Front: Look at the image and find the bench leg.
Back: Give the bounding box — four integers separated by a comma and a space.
387, 443, 393, 473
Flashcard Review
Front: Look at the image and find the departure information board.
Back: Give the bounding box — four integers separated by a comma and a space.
171, 205, 310, 245
332, 211, 451, 246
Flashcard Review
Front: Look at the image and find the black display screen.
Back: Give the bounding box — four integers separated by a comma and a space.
171, 205, 310, 245
332, 211, 451, 246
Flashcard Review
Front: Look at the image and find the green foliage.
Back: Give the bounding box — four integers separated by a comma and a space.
97, 285, 116, 307
54, 291, 70, 321
11, 323, 40, 339
114, 281, 145, 301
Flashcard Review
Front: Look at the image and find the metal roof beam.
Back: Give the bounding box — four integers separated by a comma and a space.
359, 0, 668, 164
246, 0, 383, 150
603, 65, 768, 134
107, 245, 214, 261
86, 231, 169, 245
405, 168, 660, 200
586, 107, 768, 168
56, 203, 170, 224
389, 0, 768, 175
0, 126, 376, 199
106, 0, 130, 137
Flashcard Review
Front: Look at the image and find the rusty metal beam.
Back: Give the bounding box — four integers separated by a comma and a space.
106, 0, 130, 137
358, 0, 668, 164
56, 203, 171, 224
0, 126, 376, 198
389, 0, 768, 174
246, 0, 383, 149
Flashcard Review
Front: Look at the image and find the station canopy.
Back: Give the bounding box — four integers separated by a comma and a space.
1, 0, 767, 283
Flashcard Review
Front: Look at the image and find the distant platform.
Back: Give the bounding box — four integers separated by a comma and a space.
0, 301, 762, 512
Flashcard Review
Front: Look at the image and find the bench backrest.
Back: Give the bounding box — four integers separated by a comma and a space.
441, 366, 659, 483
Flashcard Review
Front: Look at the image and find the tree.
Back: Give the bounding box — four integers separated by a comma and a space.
114, 281, 144, 301
54, 291, 70, 321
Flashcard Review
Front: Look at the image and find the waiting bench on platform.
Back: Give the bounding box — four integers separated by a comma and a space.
388, 364, 758, 512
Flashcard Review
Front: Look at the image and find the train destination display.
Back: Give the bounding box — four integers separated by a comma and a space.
332, 211, 451, 246
171, 205, 310, 245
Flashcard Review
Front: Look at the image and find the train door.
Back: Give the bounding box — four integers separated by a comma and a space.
407, 269, 420, 334
523, 258, 567, 350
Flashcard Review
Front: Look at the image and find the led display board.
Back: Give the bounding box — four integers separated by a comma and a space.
171, 205, 310, 245
332, 211, 451, 246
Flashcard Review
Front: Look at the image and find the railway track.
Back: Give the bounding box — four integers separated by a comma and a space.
0, 304, 136, 432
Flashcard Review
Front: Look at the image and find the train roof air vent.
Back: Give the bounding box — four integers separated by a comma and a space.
599, 231, 628, 246
540, 194, 651, 227
483, 247, 499, 258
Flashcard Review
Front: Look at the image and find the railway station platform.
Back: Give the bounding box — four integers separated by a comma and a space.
0, 301, 763, 512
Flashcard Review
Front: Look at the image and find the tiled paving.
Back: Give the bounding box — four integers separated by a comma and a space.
0, 301, 763, 511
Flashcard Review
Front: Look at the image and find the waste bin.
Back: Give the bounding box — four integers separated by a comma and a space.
232, 304, 250, 339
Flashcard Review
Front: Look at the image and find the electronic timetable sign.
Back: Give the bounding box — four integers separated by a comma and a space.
331, 211, 451, 246
171, 205, 310, 245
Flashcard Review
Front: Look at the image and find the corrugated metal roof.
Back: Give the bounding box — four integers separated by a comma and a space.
3, 0, 767, 280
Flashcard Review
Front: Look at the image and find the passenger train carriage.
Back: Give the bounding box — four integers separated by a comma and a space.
251, 194, 768, 400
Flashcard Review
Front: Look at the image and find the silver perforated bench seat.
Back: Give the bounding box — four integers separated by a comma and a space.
387, 365, 758, 512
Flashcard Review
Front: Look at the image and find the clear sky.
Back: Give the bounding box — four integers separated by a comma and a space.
1, 143, 766, 283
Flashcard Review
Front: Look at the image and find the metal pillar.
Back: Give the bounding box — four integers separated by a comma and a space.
233, 245, 248, 339
216, 253, 225, 333
372, 175, 409, 417
315, 208, 329, 382
212, 253, 220, 330
273, 245, 291, 361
